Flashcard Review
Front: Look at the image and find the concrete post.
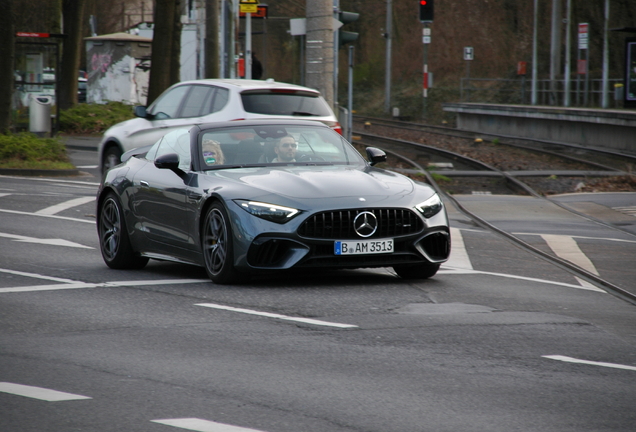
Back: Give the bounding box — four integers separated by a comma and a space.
305, 0, 334, 109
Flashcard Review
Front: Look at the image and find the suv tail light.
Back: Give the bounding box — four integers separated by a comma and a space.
324, 121, 343, 135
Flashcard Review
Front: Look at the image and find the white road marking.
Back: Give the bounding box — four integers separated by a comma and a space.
75, 165, 98, 169
0, 232, 93, 249
0, 208, 95, 224
0, 269, 210, 293
36, 196, 95, 215
438, 267, 605, 292
612, 206, 636, 217
540, 234, 599, 276
0, 382, 91, 401
0, 193, 12, 198
151, 418, 267, 432
514, 232, 636, 244
543, 355, 636, 372
195, 303, 358, 329
0, 174, 99, 187
445, 227, 473, 269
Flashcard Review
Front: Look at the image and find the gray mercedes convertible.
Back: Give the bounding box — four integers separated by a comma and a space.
96, 120, 450, 284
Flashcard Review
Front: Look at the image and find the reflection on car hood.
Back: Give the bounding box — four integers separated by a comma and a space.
213, 166, 415, 200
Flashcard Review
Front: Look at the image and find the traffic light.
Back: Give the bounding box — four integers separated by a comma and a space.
419, 0, 434, 23
338, 11, 359, 46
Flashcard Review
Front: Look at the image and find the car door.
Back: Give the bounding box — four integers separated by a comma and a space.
132, 130, 197, 253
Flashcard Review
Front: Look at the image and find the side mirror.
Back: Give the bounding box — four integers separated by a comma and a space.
154, 153, 180, 170
134, 105, 148, 118
366, 147, 387, 166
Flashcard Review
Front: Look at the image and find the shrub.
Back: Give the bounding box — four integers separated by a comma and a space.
0, 132, 74, 169
60, 102, 135, 134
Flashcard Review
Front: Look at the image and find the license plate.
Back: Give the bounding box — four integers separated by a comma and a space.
334, 239, 394, 255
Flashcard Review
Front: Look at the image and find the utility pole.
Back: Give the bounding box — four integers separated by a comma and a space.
563, 0, 572, 106
601, 0, 610, 108
305, 0, 334, 109
549, 0, 562, 105
531, 0, 538, 105
384, 0, 392, 113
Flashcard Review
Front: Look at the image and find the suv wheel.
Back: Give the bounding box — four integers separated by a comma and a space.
103, 146, 122, 173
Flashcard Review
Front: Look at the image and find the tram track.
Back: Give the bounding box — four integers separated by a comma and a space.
350, 123, 636, 305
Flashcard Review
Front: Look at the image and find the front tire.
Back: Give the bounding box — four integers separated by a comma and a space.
393, 263, 440, 280
98, 193, 149, 269
202, 203, 243, 284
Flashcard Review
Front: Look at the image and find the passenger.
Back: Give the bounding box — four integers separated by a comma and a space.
271, 135, 297, 162
202, 139, 225, 165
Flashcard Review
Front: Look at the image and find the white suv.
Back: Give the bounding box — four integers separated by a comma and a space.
98, 79, 341, 173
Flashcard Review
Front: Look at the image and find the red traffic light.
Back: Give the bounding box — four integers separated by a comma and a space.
419, 0, 433, 22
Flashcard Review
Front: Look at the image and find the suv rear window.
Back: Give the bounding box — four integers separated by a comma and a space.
241, 92, 332, 117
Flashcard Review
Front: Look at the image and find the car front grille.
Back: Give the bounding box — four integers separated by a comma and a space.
298, 208, 423, 240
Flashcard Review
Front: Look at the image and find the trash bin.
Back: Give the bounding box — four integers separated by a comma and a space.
29, 95, 52, 135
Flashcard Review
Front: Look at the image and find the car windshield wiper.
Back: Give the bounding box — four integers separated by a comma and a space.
291, 111, 317, 116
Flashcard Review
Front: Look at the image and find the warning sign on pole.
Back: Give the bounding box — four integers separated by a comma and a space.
240, 0, 259, 14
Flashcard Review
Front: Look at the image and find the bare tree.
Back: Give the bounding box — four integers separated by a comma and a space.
146, 0, 178, 105
0, 0, 15, 132
170, 0, 182, 85
58, 0, 87, 110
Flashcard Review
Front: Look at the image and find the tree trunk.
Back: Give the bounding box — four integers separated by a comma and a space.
0, 0, 15, 132
58, 0, 86, 111
170, 0, 182, 85
205, 0, 219, 78
147, 0, 177, 105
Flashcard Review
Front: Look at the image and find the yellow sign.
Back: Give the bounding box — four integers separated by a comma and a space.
240, 0, 259, 14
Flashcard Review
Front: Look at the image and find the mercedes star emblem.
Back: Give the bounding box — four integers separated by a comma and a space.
353, 211, 378, 238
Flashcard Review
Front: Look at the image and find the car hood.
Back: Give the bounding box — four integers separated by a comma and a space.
209, 166, 420, 204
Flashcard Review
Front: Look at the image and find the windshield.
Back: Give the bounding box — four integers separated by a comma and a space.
197, 124, 365, 169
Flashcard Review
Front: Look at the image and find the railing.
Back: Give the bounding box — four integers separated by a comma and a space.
460, 77, 624, 109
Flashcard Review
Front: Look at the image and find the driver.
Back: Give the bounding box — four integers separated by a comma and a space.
272, 135, 297, 162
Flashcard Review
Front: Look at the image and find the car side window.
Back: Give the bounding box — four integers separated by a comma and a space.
148, 85, 190, 119
154, 130, 192, 171
209, 87, 229, 114
181, 86, 214, 118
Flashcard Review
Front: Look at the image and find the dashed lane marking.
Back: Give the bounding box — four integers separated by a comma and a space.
543, 355, 636, 372
195, 303, 359, 329
36, 196, 95, 215
0, 232, 93, 249
151, 418, 267, 432
0, 382, 91, 401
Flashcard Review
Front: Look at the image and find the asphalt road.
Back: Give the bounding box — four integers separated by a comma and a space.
0, 143, 635, 432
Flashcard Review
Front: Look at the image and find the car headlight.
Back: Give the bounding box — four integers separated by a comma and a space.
415, 194, 443, 218
235, 200, 300, 224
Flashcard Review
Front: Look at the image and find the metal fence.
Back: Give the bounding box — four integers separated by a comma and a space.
460, 77, 624, 108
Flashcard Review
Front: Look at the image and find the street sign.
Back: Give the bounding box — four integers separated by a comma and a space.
239, 0, 259, 14
578, 23, 589, 50
464, 47, 474, 61
240, 4, 267, 18
422, 28, 431, 44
